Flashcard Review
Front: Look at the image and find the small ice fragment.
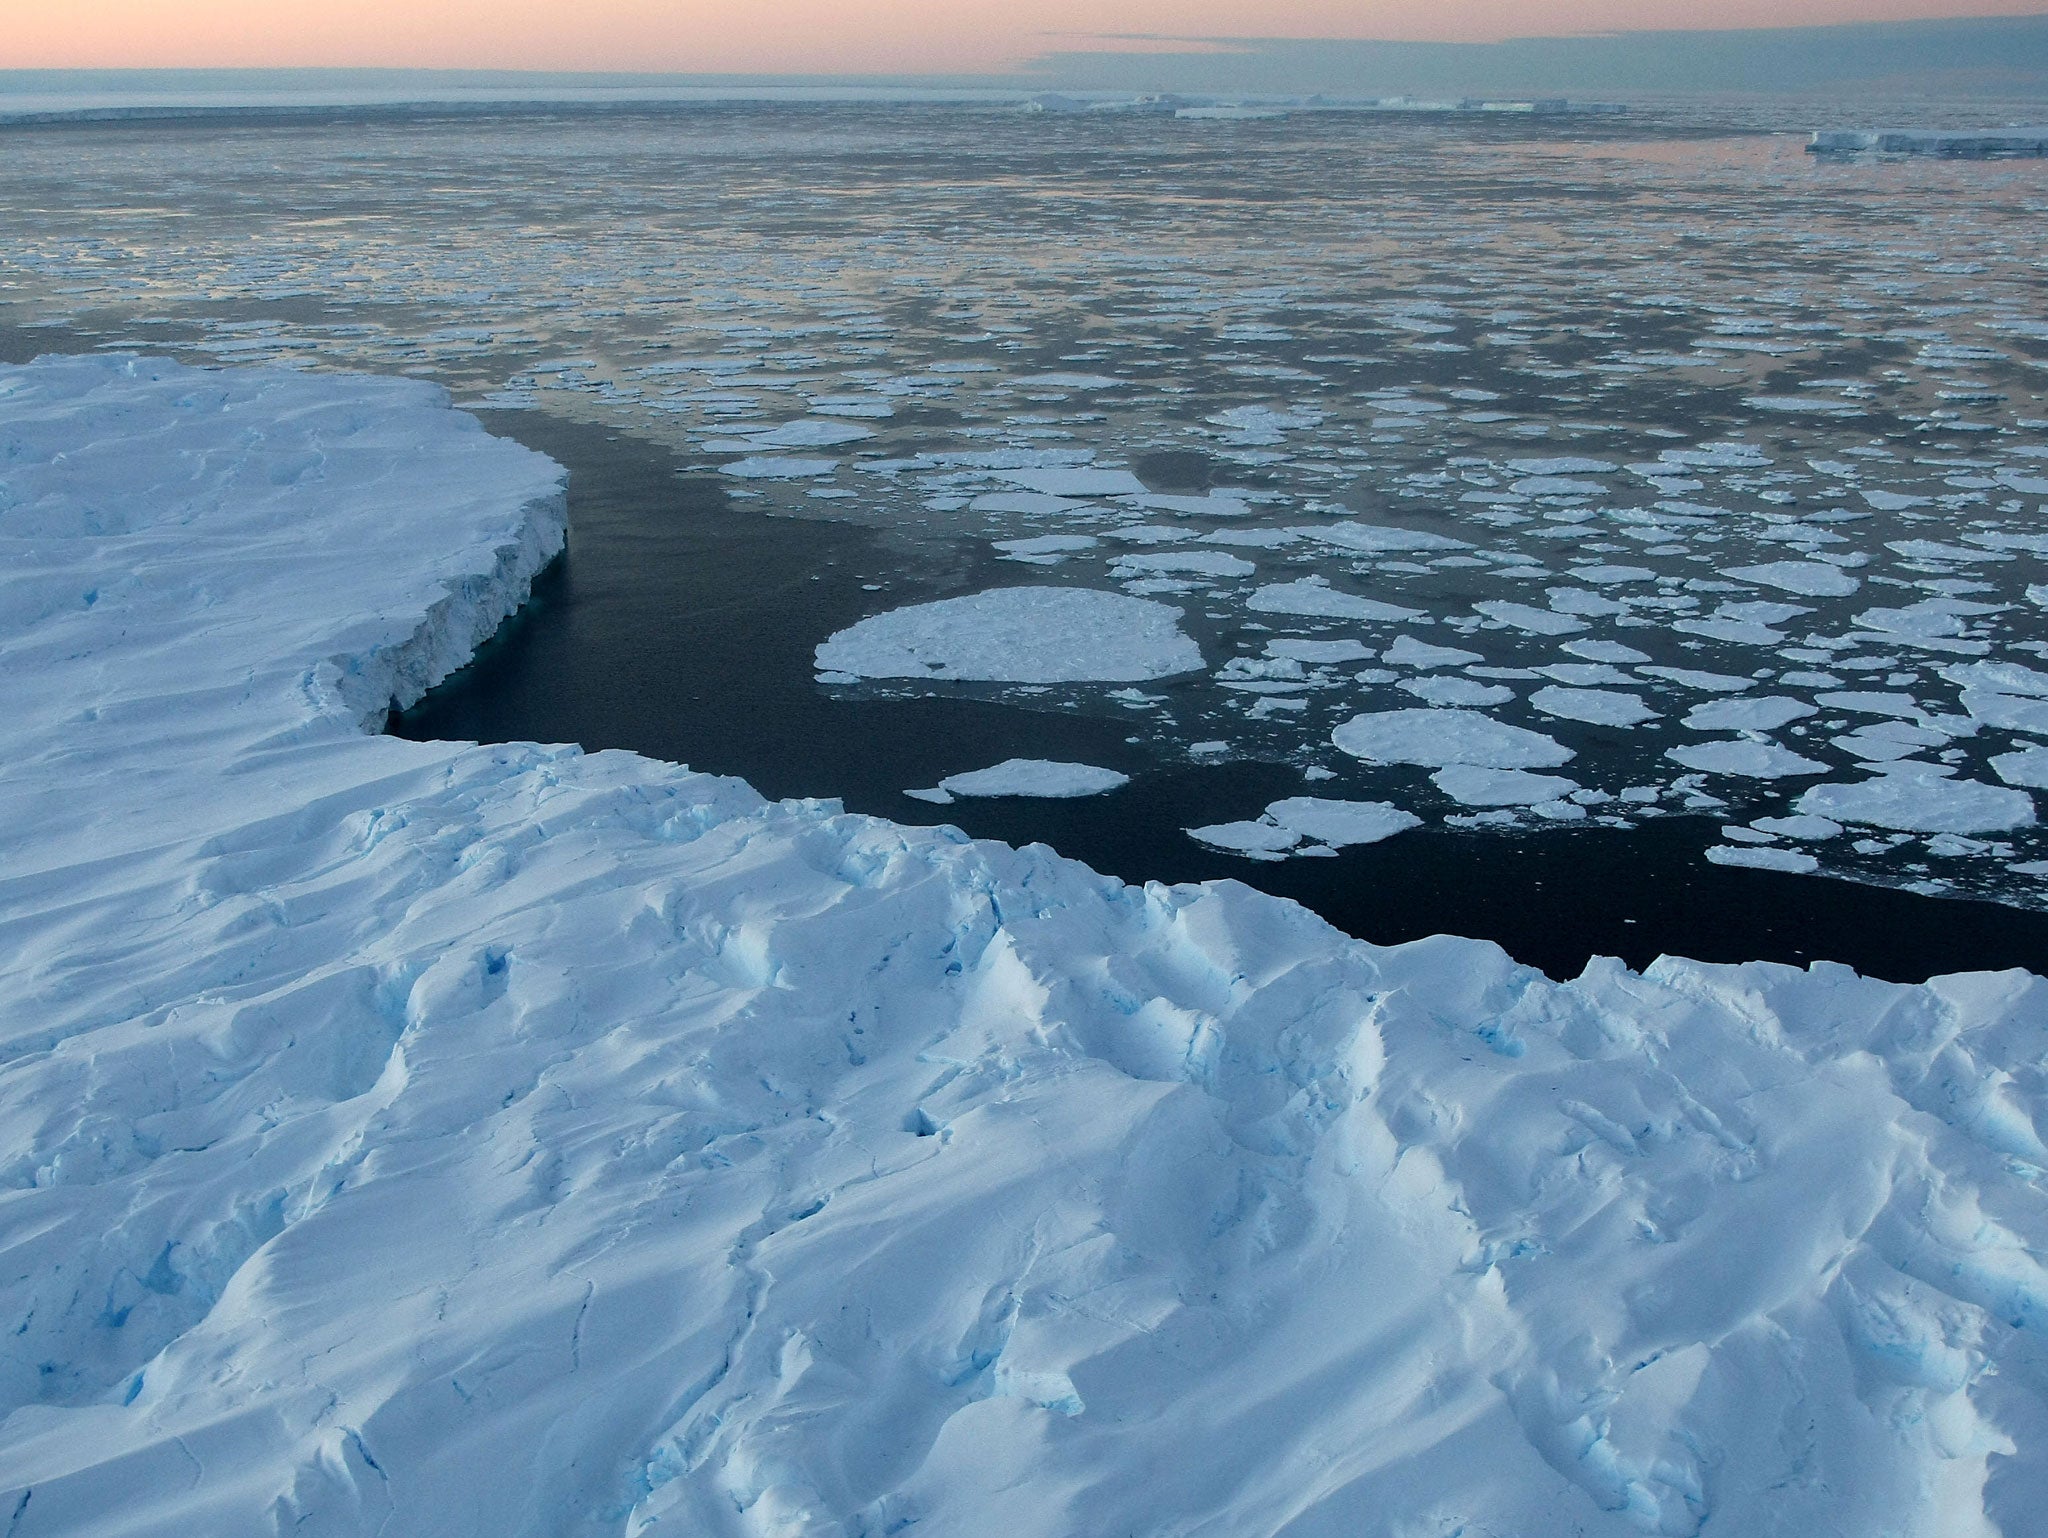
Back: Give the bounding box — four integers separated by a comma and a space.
1268, 639, 1373, 664
817, 587, 1202, 683
1725, 562, 1861, 597
1250, 578, 1425, 623
1565, 638, 1652, 664
1432, 766, 1583, 806
1472, 600, 1586, 636
1112, 551, 1257, 580
935, 760, 1130, 799
1264, 797, 1421, 847
998, 467, 1150, 497
1530, 686, 1658, 727
1385, 636, 1484, 668
1752, 814, 1844, 840
1683, 696, 1816, 732
1401, 676, 1515, 708
1638, 667, 1756, 693
1706, 845, 1821, 873
1666, 740, 1828, 779
1187, 819, 1302, 856
1334, 709, 1573, 769
722, 456, 840, 480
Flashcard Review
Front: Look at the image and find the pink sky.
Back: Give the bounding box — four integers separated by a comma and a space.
7, 1, 2043, 74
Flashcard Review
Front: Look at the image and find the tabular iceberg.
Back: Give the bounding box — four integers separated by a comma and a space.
2, 356, 2045, 1538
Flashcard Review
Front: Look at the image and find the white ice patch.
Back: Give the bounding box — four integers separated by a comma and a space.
1683, 696, 1817, 732
721, 455, 840, 480
1725, 561, 1862, 597
1799, 768, 2038, 834
1432, 765, 1583, 806
919, 759, 1130, 801
1706, 844, 1821, 873
816, 586, 1203, 683
1993, 748, 2048, 790
1385, 635, 1484, 668
1402, 675, 1516, 708
1249, 577, 1425, 623
1112, 551, 1256, 580
1531, 686, 1658, 728
1334, 709, 1574, 769
997, 467, 1150, 497
1667, 740, 1829, 779
1264, 796, 1421, 846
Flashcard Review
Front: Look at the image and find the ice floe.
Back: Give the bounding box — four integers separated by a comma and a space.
816, 586, 1203, 683
910, 759, 1131, 803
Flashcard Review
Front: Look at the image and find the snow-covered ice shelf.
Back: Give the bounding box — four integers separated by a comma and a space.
3, 356, 2047, 1537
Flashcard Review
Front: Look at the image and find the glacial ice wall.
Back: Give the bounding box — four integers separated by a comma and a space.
1, 356, 2044, 1537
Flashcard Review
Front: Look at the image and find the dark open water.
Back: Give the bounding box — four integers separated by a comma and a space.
393, 410, 2048, 983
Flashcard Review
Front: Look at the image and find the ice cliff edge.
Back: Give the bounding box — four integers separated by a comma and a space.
1, 355, 2044, 1538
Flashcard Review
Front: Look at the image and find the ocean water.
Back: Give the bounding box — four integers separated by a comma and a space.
4, 99, 2046, 977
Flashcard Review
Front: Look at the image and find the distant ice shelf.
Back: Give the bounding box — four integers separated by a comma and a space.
1, 356, 2045, 1538
1809, 127, 2048, 156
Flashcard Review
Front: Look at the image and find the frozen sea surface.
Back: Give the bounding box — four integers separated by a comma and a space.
7, 351, 2048, 1538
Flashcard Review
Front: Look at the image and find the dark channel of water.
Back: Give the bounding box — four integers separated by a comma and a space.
388, 412, 2048, 984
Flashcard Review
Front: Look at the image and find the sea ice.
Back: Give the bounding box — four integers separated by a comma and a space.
920, 760, 1131, 800
1706, 844, 1821, 873
1799, 767, 2038, 833
1432, 765, 1583, 806
1530, 686, 1658, 727
1667, 739, 1828, 779
816, 586, 1204, 683
1725, 561, 1862, 597
1264, 796, 1422, 846
1993, 748, 2048, 789
1249, 577, 1426, 622
1334, 709, 1574, 769
1683, 696, 1817, 732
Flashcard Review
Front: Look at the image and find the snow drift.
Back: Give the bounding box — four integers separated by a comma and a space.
1, 356, 2045, 1537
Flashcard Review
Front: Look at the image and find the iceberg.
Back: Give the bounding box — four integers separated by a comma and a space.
4, 357, 2047, 1538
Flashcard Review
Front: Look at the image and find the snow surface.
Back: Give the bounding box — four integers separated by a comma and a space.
815, 586, 1203, 683
4, 358, 2048, 1538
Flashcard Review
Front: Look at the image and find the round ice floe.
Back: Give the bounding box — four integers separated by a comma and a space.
1333, 709, 1573, 769
1530, 686, 1658, 727
1265, 797, 1421, 846
1724, 561, 1861, 597
1186, 819, 1301, 855
1431, 766, 1582, 806
931, 760, 1130, 799
816, 587, 1202, 683
1666, 740, 1828, 779
1682, 696, 1817, 732
1706, 844, 1821, 873
1798, 767, 2037, 834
